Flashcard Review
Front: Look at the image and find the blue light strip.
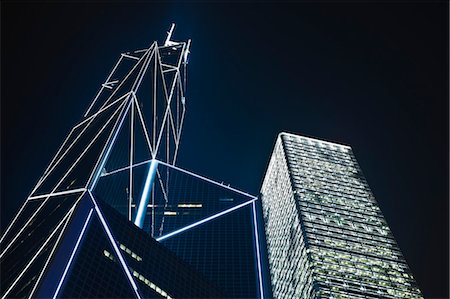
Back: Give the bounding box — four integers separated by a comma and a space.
88, 98, 131, 191
88, 191, 142, 299
252, 201, 264, 299
134, 159, 158, 228
156, 199, 256, 242
53, 208, 93, 299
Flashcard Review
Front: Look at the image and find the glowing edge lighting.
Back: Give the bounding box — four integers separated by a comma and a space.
157, 160, 258, 200
32, 96, 128, 197
0, 200, 28, 245
156, 199, 256, 242
134, 159, 158, 228
0, 192, 82, 260
28, 188, 87, 201
53, 208, 93, 299
88, 99, 132, 191
29, 204, 80, 298
1, 208, 75, 299
88, 191, 141, 299
252, 201, 264, 299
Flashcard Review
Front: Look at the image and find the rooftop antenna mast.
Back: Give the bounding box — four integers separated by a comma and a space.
164, 23, 176, 46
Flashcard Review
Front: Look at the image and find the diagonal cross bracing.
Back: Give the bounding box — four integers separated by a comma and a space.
1, 204, 77, 299
155, 198, 257, 242
88, 191, 142, 299
0, 192, 85, 260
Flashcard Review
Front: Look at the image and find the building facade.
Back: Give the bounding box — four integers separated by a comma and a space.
2, 24, 424, 299
95, 159, 264, 298
261, 132, 423, 299
0, 26, 264, 299
0, 190, 224, 298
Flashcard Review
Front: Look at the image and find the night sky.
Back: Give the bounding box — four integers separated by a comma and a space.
1, 2, 448, 298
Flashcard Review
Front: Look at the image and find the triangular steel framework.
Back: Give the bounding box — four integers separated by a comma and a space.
94, 160, 264, 298
0, 190, 142, 299
23, 24, 191, 221
1, 25, 265, 298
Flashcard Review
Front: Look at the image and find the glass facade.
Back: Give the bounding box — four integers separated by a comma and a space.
261, 132, 423, 299
58, 196, 224, 299
0, 192, 84, 298
95, 160, 262, 298
0, 190, 224, 299
1, 32, 264, 298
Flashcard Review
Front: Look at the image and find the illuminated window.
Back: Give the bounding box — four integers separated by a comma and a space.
118, 243, 142, 262
177, 203, 202, 208
130, 269, 173, 299
163, 211, 178, 216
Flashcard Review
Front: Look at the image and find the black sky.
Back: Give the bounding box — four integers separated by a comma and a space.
1, 2, 448, 298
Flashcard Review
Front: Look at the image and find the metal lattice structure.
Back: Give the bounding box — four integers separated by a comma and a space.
29, 23, 190, 225
1, 25, 265, 299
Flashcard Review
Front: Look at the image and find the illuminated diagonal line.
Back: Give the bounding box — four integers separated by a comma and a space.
159, 44, 186, 51
252, 201, 264, 299
0, 200, 29, 245
177, 105, 186, 141
156, 169, 169, 206
132, 93, 154, 155
88, 191, 142, 299
96, 51, 149, 113
174, 73, 185, 140
154, 44, 185, 158
75, 93, 131, 131
153, 94, 170, 157
174, 79, 180, 146
1, 206, 75, 299
29, 203, 79, 298
84, 54, 124, 117
37, 126, 81, 186
33, 94, 130, 196
87, 98, 132, 190
48, 100, 127, 196
97, 158, 258, 204
155, 199, 256, 242
0, 192, 84, 260
32, 118, 93, 195
32, 98, 126, 199
101, 160, 150, 178
101, 158, 258, 201
155, 168, 169, 236
156, 160, 259, 200
28, 188, 87, 201
165, 76, 180, 142
121, 53, 140, 61
167, 106, 178, 149
131, 48, 155, 93
134, 48, 149, 53
153, 47, 171, 156
53, 208, 93, 299
160, 63, 177, 70
129, 98, 135, 222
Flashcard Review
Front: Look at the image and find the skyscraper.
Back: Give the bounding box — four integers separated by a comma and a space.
0, 189, 225, 298
2, 22, 425, 299
0, 25, 264, 299
261, 132, 423, 299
